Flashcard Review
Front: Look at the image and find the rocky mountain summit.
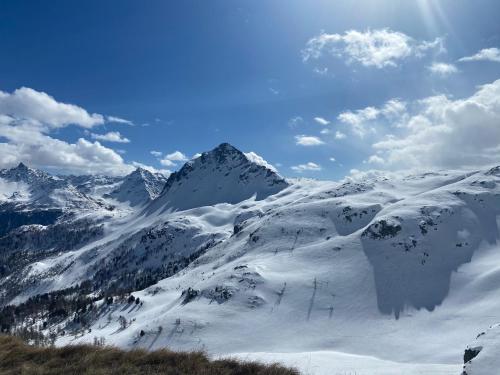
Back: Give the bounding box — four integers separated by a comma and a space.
149, 143, 289, 212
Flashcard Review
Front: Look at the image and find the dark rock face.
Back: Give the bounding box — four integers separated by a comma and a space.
181, 288, 200, 304
464, 347, 482, 363
362, 219, 402, 239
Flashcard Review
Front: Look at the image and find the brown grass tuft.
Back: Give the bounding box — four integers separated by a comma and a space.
0, 335, 299, 375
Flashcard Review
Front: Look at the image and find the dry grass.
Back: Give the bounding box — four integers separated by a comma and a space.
0, 335, 299, 375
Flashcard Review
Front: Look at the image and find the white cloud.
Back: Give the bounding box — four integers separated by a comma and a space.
338, 99, 407, 137
367, 155, 385, 164
244, 152, 278, 172
381, 99, 407, 119
371, 79, 500, 169
338, 107, 379, 137
159, 150, 189, 167
314, 116, 330, 125
428, 62, 458, 76
150, 150, 162, 157
192, 153, 202, 159
0, 88, 136, 175
165, 151, 188, 161
302, 29, 443, 68
459, 48, 500, 63
91, 131, 130, 143
0, 121, 133, 175
295, 135, 325, 146
335, 131, 347, 139
107, 116, 134, 126
159, 158, 176, 167
291, 162, 322, 172
320, 129, 331, 135
329, 157, 336, 162
0, 87, 104, 129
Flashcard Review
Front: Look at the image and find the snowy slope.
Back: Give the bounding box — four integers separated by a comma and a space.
42, 166, 497, 375
4, 146, 500, 374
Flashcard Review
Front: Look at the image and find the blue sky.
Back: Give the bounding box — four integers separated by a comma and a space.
0, 0, 499, 178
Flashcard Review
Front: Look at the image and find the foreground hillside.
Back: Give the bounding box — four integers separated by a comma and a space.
0, 335, 298, 375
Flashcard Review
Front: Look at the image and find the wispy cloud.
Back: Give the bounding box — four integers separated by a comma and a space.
459, 48, 500, 63
295, 135, 325, 146
288, 116, 304, 128
428, 62, 458, 76
107, 116, 134, 126
335, 131, 347, 140
291, 162, 322, 172
338, 107, 378, 137
314, 117, 330, 125
302, 29, 444, 69
91, 131, 130, 143
338, 99, 406, 137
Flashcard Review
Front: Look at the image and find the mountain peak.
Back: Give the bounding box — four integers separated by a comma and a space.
16, 162, 29, 170
107, 167, 167, 206
213, 142, 240, 154
131, 167, 150, 177
197, 142, 246, 166
0, 162, 51, 183
148, 143, 289, 212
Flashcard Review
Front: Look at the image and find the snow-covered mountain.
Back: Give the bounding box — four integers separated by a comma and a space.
148, 143, 289, 212
0, 162, 115, 211
0, 163, 166, 214
106, 167, 167, 207
0, 163, 116, 238
0, 162, 52, 185
3, 144, 500, 374
0, 162, 65, 206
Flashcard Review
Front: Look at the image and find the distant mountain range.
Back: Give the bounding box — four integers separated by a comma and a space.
0, 143, 499, 374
